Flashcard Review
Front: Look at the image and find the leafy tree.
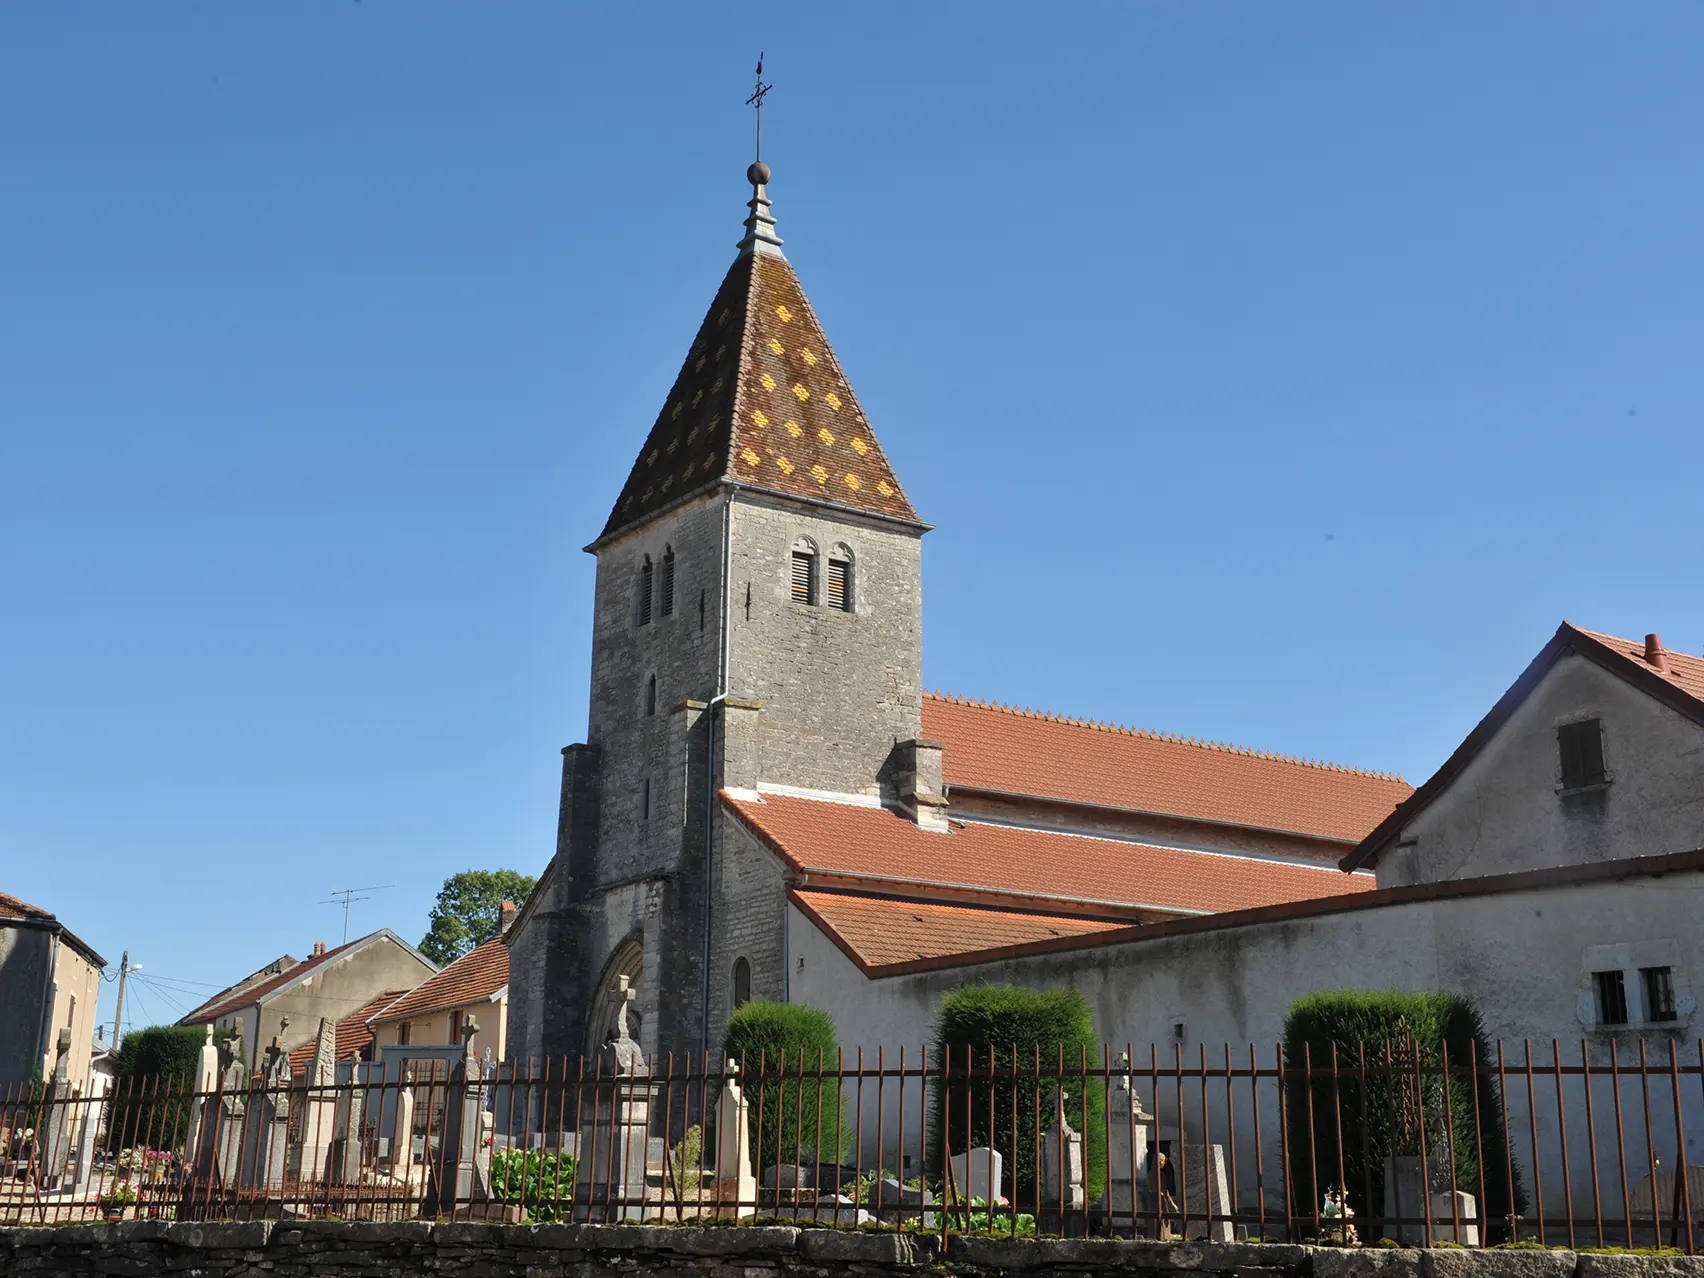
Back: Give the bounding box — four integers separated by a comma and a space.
1283, 990, 1526, 1240
931, 984, 1107, 1209
722, 1000, 845, 1172
418, 868, 535, 966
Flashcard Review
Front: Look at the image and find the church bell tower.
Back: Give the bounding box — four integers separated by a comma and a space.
504, 153, 928, 1065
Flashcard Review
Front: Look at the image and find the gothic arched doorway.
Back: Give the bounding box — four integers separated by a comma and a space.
586, 937, 644, 1057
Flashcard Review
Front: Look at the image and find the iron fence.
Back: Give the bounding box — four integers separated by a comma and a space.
2, 1038, 1700, 1249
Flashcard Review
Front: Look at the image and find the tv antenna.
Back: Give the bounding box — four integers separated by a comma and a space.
319, 884, 394, 944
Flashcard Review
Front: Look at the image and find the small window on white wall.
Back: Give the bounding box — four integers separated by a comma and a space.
1579, 940, 1691, 1028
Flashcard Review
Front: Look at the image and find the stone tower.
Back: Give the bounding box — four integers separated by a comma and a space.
505, 161, 929, 1064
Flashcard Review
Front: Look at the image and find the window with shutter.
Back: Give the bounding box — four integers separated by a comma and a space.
660, 548, 675, 617
1642, 966, 1678, 1021
826, 559, 851, 612
1558, 719, 1606, 790
1594, 969, 1628, 1025
791, 550, 815, 604
638, 556, 654, 626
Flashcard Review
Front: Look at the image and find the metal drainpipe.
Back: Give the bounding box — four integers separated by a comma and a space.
699, 487, 739, 1061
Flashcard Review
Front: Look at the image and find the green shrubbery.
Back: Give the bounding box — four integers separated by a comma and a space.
1283, 990, 1526, 1238
722, 1000, 845, 1170
489, 1149, 576, 1222
931, 984, 1107, 1206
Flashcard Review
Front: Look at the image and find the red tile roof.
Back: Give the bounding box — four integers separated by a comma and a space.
286, 989, 406, 1073
370, 938, 507, 1025
0, 891, 53, 921
1574, 627, 1704, 703
791, 890, 1128, 971
724, 790, 1375, 917
184, 936, 367, 1024
923, 693, 1412, 844
600, 244, 920, 542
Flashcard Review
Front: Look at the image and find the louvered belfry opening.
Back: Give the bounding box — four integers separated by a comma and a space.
638, 556, 654, 626
826, 557, 851, 612
660, 547, 675, 617
791, 549, 815, 604
1558, 718, 1605, 789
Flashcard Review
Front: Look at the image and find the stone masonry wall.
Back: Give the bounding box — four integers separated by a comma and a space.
1, 1222, 1693, 1278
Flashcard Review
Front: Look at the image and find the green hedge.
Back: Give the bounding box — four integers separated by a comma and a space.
722, 1001, 844, 1170
106, 1026, 204, 1152
1283, 990, 1527, 1238
931, 984, 1107, 1206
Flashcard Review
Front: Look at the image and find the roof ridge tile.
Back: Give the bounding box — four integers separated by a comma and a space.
923, 689, 1404, 782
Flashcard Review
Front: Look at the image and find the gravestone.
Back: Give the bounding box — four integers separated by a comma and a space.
1171, 1143, 1233, 1242
392, 1086, 419, 1186
950, 1146, 1004, 1204
1383, 1156, 1479, 1244
40, 1029, 74, 1190
297, 1017, 339, 1184
183, 1025, 220, 1158
333, 1054, 366, 1184
428, 1017, 507, 1217
712, 1060, 756, 1218
574, 977, 657, 1221
1041, 1089, 1086, 1233
237, 1027, 291, 1192
1103, 1055, 1154, 1232
862, 1176, 935, 1226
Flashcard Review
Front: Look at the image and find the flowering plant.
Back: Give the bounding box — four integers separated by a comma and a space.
116, 1147, 172, 1173
1319, 1186, 1359, 1245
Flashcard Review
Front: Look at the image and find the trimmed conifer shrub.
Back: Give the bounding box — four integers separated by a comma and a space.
1283, 990, 1527, 1240
722, 1000, 844, 1171
931, 984, 1107, 1207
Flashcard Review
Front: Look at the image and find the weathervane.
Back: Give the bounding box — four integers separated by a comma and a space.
745, 53, 773, 164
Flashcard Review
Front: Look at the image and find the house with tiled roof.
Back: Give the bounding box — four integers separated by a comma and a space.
0, 892, 106, 1087
178, 928, 436, 1057
501, 158, 1412, 1067
285, 988, 407, 1074
367, 908, 512, 1060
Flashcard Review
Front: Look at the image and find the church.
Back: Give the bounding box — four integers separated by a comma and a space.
500, 158, 1415, 1066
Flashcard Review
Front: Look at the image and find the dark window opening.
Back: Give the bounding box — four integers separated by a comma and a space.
1559, 719, 1606, 790
791, 550, 816, 605
1595, 969, 1629, 1025
699, 589, 706, 632
645, 674, 656, 716
732, 957, 752, 1008
826, 558, 851, 612
642, 778, 652, 821
638, 556, 654, 626
449, 1009, 463, 1042
397, 1021, 412, 1046
1642, 966, 1678, 1022
660, 547, 676, 617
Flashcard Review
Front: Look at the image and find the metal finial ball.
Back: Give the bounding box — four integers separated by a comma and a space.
747, 161, 771, 187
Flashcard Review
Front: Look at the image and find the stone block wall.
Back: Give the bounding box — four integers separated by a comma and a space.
3, 1221, 1698, 1278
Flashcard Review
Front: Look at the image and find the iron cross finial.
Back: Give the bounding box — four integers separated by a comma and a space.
745, 53, 773, 164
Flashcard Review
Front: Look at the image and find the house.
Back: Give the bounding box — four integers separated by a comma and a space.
502, 159, 1412, 1064
284, 989, 408, 1074
0, 892, 106, 1087
369, 915, 510, 1060
178, 929, 436, 1056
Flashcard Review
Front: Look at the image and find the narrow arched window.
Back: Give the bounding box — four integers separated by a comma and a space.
645, 674, 657, 716
637, 555, 654, 626
826, 544, 854, 612
660, 546, 676, 617
790, 538, 818, 605
732, 957, 752, 1008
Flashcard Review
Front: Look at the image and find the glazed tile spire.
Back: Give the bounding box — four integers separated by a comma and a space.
597, 164, 921, 542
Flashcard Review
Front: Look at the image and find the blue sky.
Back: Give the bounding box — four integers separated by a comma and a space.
4, 3, 1701, 1039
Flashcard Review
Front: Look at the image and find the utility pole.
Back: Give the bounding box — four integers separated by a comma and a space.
111, 951, 131, 1050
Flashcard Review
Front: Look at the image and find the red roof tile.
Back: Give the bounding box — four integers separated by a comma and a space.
0, 891, 54, 922
724, 791, 1374, 916
1574, 627, 1704, 703
185, 936, 368, 1024
370, 938, 507, 1025
791, 890, 1128, 970
286, 989, 406, 1073
923, 693, 1412, 844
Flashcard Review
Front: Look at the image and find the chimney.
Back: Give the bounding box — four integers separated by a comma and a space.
893, 739, 950, 832
1644, 633, 1671, 674
499, 899, 517, 936
312, 941, 326, 958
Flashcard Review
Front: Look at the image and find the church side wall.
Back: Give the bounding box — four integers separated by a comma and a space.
1378, 655, 1704, 888
790, 870, 1704, 1220
710, 809, 790, 1048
